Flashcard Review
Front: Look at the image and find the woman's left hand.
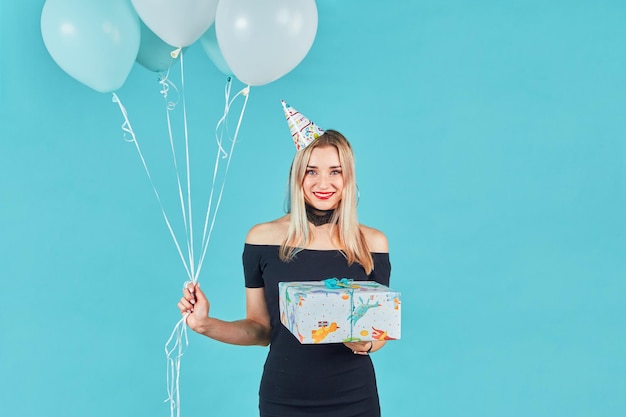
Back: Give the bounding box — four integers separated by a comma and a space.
344, 341, 373, 355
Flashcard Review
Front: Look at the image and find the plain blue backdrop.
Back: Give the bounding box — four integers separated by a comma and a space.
1, 1, 624, 416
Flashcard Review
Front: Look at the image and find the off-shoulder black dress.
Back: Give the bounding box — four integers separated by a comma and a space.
243, 244, 392, 417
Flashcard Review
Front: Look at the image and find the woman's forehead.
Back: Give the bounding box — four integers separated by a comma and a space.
307, 146, 340, 165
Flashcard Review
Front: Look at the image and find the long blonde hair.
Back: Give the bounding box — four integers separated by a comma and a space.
279, 130, 374, 274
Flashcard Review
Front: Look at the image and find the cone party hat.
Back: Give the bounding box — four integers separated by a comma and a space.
281, 100, 325, 151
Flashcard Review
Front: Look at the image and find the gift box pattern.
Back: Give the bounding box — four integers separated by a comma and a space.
279, 281, 401, 344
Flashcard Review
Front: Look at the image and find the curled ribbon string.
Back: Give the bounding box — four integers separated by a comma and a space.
196, 77, 232, 262
159, 69, 181, 111
195, 84, 251, 281
159, 69, 194, 279
111, 92, 192, 279
113, 52, 252, 417
213, 77, 233, 159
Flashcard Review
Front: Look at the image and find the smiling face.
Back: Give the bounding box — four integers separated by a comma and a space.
302, 145, 344, 210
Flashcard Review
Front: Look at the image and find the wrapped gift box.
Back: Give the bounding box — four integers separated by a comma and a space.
279, 279, 401, 344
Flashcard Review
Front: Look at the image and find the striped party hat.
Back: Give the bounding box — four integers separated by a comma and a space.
281, 100, 325, 151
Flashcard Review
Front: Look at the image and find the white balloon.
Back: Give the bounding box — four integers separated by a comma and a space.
131, 0, 218, 47
216, 0, 318, 86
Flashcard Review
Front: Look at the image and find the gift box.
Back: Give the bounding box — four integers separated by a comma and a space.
279, 279, 401, 344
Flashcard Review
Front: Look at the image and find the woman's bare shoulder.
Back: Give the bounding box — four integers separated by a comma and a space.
360, 224, 389, 253
246, 215, 290, 245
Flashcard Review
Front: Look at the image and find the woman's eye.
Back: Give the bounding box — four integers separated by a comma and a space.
331, 170, 342, 175
306, 170, 317, 176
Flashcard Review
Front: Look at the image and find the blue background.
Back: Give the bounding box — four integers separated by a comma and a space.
1, 1, 624, 416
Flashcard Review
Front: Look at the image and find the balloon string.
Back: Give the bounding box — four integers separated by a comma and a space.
161, 55, 195, 417
179, 49, 197, 282
164, 310, 189, 417
111, 93, 192, 279
159, 70, 195, 276
159, 68, 181, 111
214, 77, 233, 159
198, 77, 232, 256
196, 79, 229, 260
195, 84, 251, 281
157, 66, 192, 417
163, 82, 252, 417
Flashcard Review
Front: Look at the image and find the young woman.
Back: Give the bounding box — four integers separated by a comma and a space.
178, 129, 391, 417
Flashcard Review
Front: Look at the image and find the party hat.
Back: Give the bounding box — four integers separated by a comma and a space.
281, 100, 325, 151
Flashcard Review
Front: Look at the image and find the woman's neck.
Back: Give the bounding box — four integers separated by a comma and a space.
305, 203, 335, 227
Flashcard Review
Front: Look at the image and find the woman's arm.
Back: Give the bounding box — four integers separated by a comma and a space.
178, 284, 271, 346
177, 219, 285, 346
345, 226, 391, 354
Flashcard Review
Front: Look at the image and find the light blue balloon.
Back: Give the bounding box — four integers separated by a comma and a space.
136, 20, 180, 73
199, 24, 233, 76
41, 0, 140, 93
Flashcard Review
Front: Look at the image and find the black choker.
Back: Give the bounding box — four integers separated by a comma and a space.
305, 204, 335, 226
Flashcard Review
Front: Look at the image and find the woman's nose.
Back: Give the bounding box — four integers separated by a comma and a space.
317, 174, 330, 188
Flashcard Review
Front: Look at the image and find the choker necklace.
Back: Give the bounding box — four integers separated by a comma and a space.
305, 204, 335, 226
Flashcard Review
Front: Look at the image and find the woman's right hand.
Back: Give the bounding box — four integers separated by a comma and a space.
177, 284, 271, 346
178, 282, 210, 333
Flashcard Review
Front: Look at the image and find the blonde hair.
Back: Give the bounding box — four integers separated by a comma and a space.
280, 130, 374, 274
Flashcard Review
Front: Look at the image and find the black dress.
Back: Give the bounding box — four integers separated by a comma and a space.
243, 244, 392, 417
